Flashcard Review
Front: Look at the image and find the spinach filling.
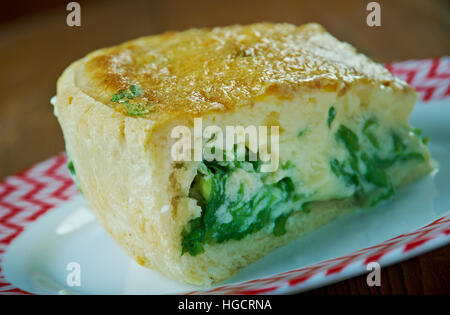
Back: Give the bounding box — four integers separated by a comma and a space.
327, 106, 337, 128
181, 155, 306, 256
181, 116, 428, 256
331, 120, 425, 207
67, 159, 82, 193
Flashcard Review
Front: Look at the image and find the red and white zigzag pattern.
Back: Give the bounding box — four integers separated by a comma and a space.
0, 58, 449, 295
386, 57, 450, 101
0, 154, 78, 294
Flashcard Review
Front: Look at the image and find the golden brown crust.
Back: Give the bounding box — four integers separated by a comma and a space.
74, 23, 411, 122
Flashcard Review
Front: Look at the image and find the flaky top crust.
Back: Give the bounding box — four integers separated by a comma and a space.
72, 22, 411, 120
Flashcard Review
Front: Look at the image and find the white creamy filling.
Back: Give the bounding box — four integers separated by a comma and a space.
210, 118, 426, 229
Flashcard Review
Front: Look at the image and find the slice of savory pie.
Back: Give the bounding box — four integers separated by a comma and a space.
53, 23, 433, 285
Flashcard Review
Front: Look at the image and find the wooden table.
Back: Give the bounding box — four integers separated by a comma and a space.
0, 0, 448, 294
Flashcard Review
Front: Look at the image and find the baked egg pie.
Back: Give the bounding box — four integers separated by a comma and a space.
53, 23, 433, 285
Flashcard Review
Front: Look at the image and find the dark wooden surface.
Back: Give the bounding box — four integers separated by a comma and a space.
0, 0, 448, 295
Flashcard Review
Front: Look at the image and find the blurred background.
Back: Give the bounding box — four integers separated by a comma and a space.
0, 0, 448, 295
